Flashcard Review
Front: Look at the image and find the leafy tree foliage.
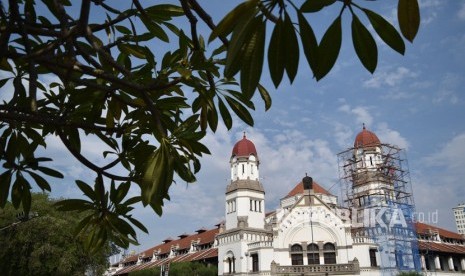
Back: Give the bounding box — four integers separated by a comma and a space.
0, 0, 420, 250
0, 193, 117, 276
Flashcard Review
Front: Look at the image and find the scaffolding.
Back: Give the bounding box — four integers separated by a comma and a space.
338, 143, 421, 275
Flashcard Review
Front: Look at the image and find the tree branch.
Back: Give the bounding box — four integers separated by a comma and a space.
0, 107, 126, 134
57, 129, 133, 182
188, 0, 229, 46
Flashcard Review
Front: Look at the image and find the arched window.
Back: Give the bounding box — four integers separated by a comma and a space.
323, 243, 336, 264
291, 244, 303, 265
225, 251, 236, 274
307, 243, 320, 265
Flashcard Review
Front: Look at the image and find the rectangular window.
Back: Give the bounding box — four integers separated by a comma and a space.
369, 249, 377, 267
323, 252, 336, 264
291, 254, 303, 265
252, 254, 259, 272
307, 253, 319, 265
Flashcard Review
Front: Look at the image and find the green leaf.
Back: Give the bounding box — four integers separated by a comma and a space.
301, 0, 336, 13
118, 44, 146, 59
6, 131, 18, 163
363, 9, 405, 55
268, 18, 285, 87
115, 25, 132, 35
298, 12, 318, 76
0, 171, 12, 208
67, 127, 81, 153
240, 17, 266, 99
115, 181, 131, 204
127, 216, 148, 234
145, 4, 184, 18
0, 58, 12, 71
315, 16, 342, 80
173, 158, 196, 183
37, 166, 64, 178
207, 105, 219, 132
283, 13, 299, 83
11, 174, 27, 209
218, 97, 233, 129
209, 0, 258, 43
21, 183, 32, 215
54, 199, 94, 211
257, 84, 272, 111
0, 78, 9, 89
224, 96, 254, 126
27, 171, 52, 192
123, 196, 141, 206
398, 0, 420, 42
140, 17, 169, 42
224, 9, 258, 78
76, 180, 95, 201
141, 141, 173, 209
352, 15, 378, 73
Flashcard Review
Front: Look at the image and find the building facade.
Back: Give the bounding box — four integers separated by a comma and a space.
454, 203, 465, 235
109, 128, 465, 276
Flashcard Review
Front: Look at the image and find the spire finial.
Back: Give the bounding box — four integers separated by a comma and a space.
243, 131, 246, 139
362, 123, 366, 130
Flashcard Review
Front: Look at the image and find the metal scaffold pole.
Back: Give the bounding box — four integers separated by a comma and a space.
338, 143, 421, 275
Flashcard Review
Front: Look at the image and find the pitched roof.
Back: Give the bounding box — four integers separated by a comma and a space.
415, 222, 464, 240
286, 180, 332, 197
418, 241, 465, 254
118, 227, 219, 265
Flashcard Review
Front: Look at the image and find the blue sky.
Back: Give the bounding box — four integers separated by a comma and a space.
123, 0, 465, 253
2, 0, 465, 256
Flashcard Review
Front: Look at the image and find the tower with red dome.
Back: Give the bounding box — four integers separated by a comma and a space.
338, 125, 420, 274
217, 134, 271, 275
225, 133, 265, 231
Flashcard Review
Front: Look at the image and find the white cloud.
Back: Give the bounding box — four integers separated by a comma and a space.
363, 67, 418, 88
432, 73, 462, 105
338, 104, 374, 127
333, 122, 354, 149
424, 133, 465, 170
375, 123, 410, 149
459, 2, 465, 20
419, 0, 441, 8
414, 132, 465, 230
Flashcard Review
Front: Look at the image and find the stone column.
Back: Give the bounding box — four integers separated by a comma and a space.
460, 258, 465, 271
434, 255, 441, 271
420, 254, 426, 270
448, 256, 454, 271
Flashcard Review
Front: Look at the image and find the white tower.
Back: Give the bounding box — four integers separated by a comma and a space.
344, 125, 420, 273
218, 134, 270, 276
225, 133, 265, 230
351, 125, 393, 208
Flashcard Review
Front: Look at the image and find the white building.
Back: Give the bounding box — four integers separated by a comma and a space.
454, 203, 465, 235
110, 128, 465, 276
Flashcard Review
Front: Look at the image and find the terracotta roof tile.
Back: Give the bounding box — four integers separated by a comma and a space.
117, 227, 219, 269
418, 241, 465, 254
286, 180, 332, 197
415, 222, 464, 240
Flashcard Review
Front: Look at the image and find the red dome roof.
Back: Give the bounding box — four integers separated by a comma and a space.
232, 134, 257, 157
354, 125, 381, 148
